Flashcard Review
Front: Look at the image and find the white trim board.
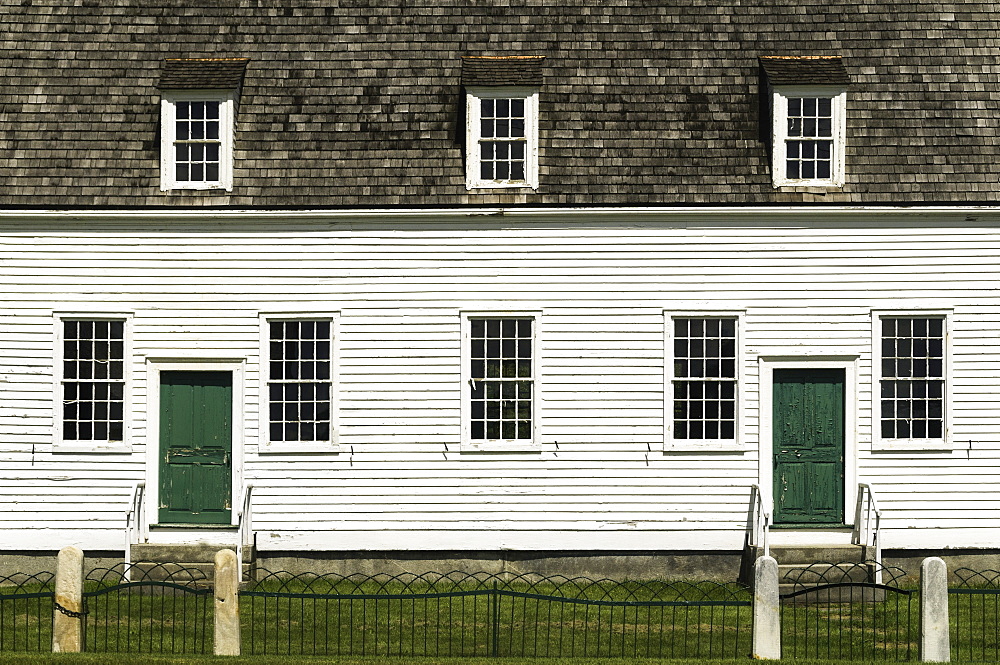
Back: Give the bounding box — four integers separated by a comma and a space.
144, 358, 246, 530
758, 356, 859, 527
4, 206, 1000, 224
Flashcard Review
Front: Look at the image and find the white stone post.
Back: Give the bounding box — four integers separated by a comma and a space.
52, 546, 85, 653
920, 556, 950, 662
752, 554, 781, 660
214, 549, 241, 656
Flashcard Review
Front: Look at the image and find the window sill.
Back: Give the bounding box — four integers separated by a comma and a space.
461, 441, 541, 453
53, 443, 131, 454
258, 442, 340, 454
162, 184, 231, 192
773, 182, 844, 192
467, 182, 538, 191
664, 440, 745, 453
872, 439, 950, 452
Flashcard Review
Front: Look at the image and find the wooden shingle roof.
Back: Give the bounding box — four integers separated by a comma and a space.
158, 59, 250, 90
0, 0, 998, 207
759, 57, 851, 86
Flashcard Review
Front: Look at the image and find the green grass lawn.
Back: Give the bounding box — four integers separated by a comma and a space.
2, 573, 999, 661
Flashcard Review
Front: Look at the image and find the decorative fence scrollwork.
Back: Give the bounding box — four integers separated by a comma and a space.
0, 572, 54, 652
240, 570, 752, 658
780, 560, 917, 661
83, 562, 211, 654
950, 567, 1000, 662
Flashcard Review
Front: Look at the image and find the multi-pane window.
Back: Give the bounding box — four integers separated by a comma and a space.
62, 320, 125, 442
161, 93, 234, 191
785, 96, 833, 180
479, 98, 526, 182
466, 89, 538, 189
470, 318, 533, 441
174, 101, 221, 183
672, 318, 737, 441
771, 87, 846, 188
268, 320, 332, 443
880, 317, 944, 440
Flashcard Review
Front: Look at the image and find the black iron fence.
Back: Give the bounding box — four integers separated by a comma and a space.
8, 558, 1000, 660
240, 570, 752, 657
83, 563, 211, 654
950, 567, 1000, 662
0, 572, 54, 652
780, 561, 917, 661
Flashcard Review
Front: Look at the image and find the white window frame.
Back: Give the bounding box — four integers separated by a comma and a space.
461, 310, 541, 452
771, 85, 847, 188
52, 312, 133, 453
871, 310, 951, 451
160, 90, 236, 191
465, 87, 539, 190
259, 313, 340, 453
758, 355, 859, 524
664, 311, 745, 452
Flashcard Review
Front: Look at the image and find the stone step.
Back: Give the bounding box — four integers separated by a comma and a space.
768, 543, 865, 564
779, 583, 886, 603
778, 561, 873, 585
130, 544, 253, 564
128, 561, 255, 586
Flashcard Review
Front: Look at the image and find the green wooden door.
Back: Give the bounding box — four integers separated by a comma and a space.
159, 371, 233, 525
773, 368, 845, 525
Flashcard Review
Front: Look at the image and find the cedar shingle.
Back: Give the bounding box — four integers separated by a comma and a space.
0, 0, 997, 206
461, 56, 544, 86
760, 57, 851, 85
158, 59, 250, 90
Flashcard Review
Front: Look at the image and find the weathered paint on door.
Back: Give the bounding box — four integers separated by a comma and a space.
773, 368, 845, 524
158, 371, 233, 524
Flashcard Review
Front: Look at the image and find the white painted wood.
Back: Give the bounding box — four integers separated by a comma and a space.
257, 312, 341, 453
464, 87, 539, 190
159, 91, 235, 192
2, 212, 1000, 554
144, 360, 246, 528
759, 357, 859, 524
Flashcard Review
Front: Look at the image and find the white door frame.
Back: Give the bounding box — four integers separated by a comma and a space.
758, 356, 858, 527
144, 358, 245, 529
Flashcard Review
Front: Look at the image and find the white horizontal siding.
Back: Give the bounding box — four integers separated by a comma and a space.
1, 214, 999, 551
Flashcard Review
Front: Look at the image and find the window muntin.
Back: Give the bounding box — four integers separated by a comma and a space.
466, 88, 538, 189
771, 86, 845, 187
479, 98, 527, 182
469, 318, 533, 442
672, 317, 737, 441
268, 320, 333, 443
174, 101, 221, 183
62, 320, 125, 442
880, 317, 944, 440
785, 96, 833, 180
160, 92, 234, 191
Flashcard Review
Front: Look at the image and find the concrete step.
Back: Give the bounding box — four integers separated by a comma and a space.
779, 561, 872, 585
768, 543, 865, 565
129, 560, 253, 585
130, 543, 253, 564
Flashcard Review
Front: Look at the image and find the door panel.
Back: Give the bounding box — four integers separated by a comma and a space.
159, 370, 233, 524
773, 368, 845, 524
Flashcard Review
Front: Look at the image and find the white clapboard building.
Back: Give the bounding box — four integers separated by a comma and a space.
1, 0, 998, 577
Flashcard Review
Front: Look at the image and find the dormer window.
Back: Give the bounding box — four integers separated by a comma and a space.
161, 93, 234, 189
760, 57, 850, 188
461, 56, 544, 190
157, 58, 248, 192
465, 87, 539, 189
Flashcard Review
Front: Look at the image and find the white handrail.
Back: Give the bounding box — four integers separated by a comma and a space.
125, 481, 146, 581
852, 482, 883, 584
237, 483, 254, 583
747, 483, 771, 558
